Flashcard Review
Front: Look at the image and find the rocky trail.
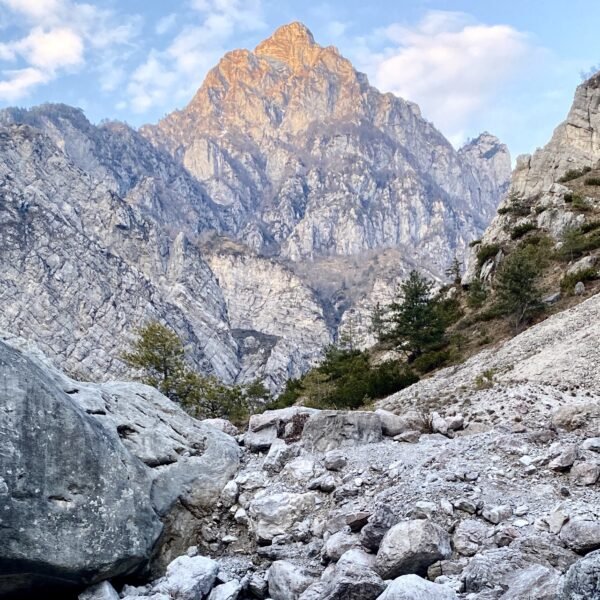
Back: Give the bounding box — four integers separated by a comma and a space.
1, 299, 600, 599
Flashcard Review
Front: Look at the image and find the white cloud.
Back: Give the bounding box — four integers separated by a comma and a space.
0, 0, 140, 101
15, 27, 84, 70
0, 67, 49, 101
359, 11, 540, 145
125, 0, 265, 114
0, 0, 65, 22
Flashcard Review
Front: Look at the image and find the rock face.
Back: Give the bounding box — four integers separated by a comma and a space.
511, 72, 600, 199
0, 334, 241, 596
464, 70, 600, 283
0, 340, 162, 595
0, 22, 510, 391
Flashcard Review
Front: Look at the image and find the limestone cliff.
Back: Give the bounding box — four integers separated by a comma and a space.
0, 23, 511, 390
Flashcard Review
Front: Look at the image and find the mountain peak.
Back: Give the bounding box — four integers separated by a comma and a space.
255, 22, 320, 69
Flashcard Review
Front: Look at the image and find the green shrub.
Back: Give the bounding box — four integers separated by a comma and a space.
469, 239, 481, 248
474, 369, 495, 390
288, 346, 419, 410
558, 227, 600, 260
494, 245, 546, 331
585, 176, 600, 186
511, 222, 537, 240
573, 196, 591, 211
367, 361, 419, 398
580, 221, 600, 233
412, 350, 450, 374
560, 267, 598, 293
558, 166, 591, 183
477, 244, 501, 267
467, 277, 487, 309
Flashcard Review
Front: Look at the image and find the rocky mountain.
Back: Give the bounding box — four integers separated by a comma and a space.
143, 22, 510, 267
0, 23, 510, 390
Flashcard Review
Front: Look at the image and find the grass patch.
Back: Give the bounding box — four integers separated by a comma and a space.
558, 166, 592, 183
474, 369, 495, 390
412, 350, 451, 374
584, 177, 600, 186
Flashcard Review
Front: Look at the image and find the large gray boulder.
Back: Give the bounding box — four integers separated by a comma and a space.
0, 341, 163, 596
268, 560, 317, 600
302, 411, 383, 452
249, 492, 318, 543
560, 549, 600, 599
500, 565, 561, 600
376, 520, 452, 579
376, 575, 458, 599
560, 519, 600, 554
300, 563, 385, 600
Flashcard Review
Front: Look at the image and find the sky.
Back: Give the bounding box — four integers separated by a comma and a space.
0, 0, 598, 159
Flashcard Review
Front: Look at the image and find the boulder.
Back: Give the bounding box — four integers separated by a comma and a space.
324, 450, 348, 471
560, 549, 600, 599
268, 560, 316, 600
453, 519, 491, 557
0, 342, 163, 597
376, 520, 452, 579
461, 548, 531, 593
376, 574, 458, 599
549, 447, 578, 471
247, 407, 319, 451
305, 563, 385, 600
560, 519, 600, 554
79, 582, 120, 600
249, 492, 318, 543
202, 418, 239, 436
337, 548, 377, 570
263, 440, 300, 474
361, 504, 397, 551
500, 565, 561, 600
207, 580, 242, 600
482, 504, 513, 525
552, 402, 600, 432
324, 531, 360, 562
570, 461, 600, 485
154, 555, 219, 600
375, 409, 421, 437
302, 411, 382, 452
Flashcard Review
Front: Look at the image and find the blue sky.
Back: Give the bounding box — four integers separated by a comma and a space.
0, 0, 598, 158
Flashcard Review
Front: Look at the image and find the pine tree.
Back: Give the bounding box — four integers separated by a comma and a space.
370, 302, 386, 341
445, 257, 463, 285
122, 321, 186, 401
386, 270, 445, 358
494, 247, 543, 331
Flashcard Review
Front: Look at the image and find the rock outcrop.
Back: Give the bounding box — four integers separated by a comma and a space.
0, 333, 240, 596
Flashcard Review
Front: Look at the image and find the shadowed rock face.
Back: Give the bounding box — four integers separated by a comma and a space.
0, 341, 163, 596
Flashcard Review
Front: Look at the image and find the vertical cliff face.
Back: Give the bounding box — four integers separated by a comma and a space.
0, 23, 512, 391
511, 73, 600, 198
0, 124, 239, 383
464, 71, 600, 284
